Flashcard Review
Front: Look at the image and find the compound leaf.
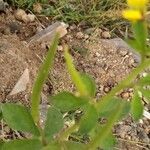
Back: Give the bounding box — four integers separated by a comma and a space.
1, 103, 39, 136
79, 104, 98, 134
2, 139, 42, 150
44, 106, 64, 140
131, 92, 144, 121
52, 91, 88, 112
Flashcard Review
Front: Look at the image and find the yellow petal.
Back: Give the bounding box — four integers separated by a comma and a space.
122, 10, 142, 21
127, 0, 149, 10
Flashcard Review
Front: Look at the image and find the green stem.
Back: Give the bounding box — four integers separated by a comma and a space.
64, 46, 88, 96
96, 59, 150, 114
37, 123, 47, 146
31, 33, 59, 124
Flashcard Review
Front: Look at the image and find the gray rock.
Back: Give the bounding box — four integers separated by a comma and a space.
101, 38, 141, 63
0, 0, 8, 12
28, 22, 68, 45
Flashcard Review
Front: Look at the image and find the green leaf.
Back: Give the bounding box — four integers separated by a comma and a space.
52, 91, 88, 112
145, 47, 150, 55
118, 101, 131, 120
63, 141, 86, 150
44, 106, 64, 140
131, 92, 144, 121
42, 142, 61, 150
0, 104, 2, 121
100, 133, 116, 150
140, 88, 150, 101
80, 73, 96, 97
1, 103, 39, 136
31, 33, 59, 123
42, 141, 86, 150
98, 98, 120, 118
126, 39, 141, 53
0, 140, 4, 150
2, 139, 42, 150
98, 98, 130, 119
64, 47, 88, 96
138, 75, 150, 86
132, 21, 147, 52
79, 104, 98, 134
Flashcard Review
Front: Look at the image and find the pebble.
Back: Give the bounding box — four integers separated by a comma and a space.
15, 9, 26, 21
95, 52, 100, 57
76, 31, 84, 39
84, 28, 95, 35
57, 45, 63, 51
15, 9, 35, 23
27, 14, 35, 22
138, 131, 149, 143
84, 34, 89, 39
0, 0, 8, 12
3, 27, 10, 35
69, 24, 76, 30
43, 84, 49, 92
128, 57, 135, 67
121, 92, 130, 99
116, 125, 132, 138
9, 22, 21, 33
103, 86, 111, 93
101, 31, 111, 39
118, 49, 128, 57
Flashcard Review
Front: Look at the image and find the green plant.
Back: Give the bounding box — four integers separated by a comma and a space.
0, 0, 150, 149
9, 0, 127, 35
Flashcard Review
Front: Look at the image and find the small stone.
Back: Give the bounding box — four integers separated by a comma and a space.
116, 125, 132, 139
9, 22, 21, 33
121, 92, 130, 99
40, 43, 47, 49
103, 86, 111, 93
15, 9, 26, 21
69, 24, 76, 30
84, 28, 95, 35
76, 32, 84, 39
21, 14, 30, 23
101, 31, 111, 39
95, 52, 100, 57
43, 84, 49, 92
28, 22, 68, 45
128, 57, 135, 67
118, 49, 128, 57
65, 34, 73, 41
0, 0, 8, 12
138, 131, 149, 143
3, 27, 10, 35
36, 26, 43, 33
57, 45, 63, 51
27, 14, 35, 22
9, 68, 29, 95
15, 9, 35, 23
84, 34, 89, 39
4, 126, 10, 133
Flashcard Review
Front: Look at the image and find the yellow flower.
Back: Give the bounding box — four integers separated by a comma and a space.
127, 0, 149, 10
122, 9, 143, 21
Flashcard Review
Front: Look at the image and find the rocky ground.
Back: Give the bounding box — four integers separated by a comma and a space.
0, 5, 149, 150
